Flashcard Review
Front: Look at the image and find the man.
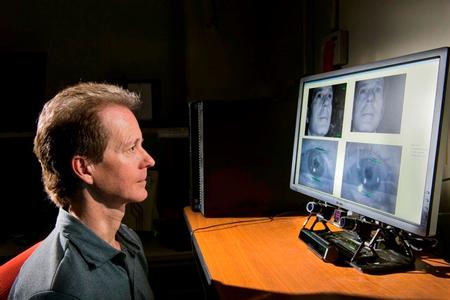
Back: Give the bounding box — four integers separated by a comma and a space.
352, 77, 385, 133
9, 83, 155, 300
307, 86, 333, 136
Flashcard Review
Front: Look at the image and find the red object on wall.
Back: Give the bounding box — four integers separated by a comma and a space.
323, 38, 336, 72
322, 30, 349, 72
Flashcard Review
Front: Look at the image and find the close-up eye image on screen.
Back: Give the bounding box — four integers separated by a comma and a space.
299, 139, 338, 194
341, 142, 402, 213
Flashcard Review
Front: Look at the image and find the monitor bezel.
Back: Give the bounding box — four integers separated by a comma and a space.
290, 47, 450, 237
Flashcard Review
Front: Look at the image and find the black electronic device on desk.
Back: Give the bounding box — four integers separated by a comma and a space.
291, 47, 450, 273
188, 98, 298, 217
299, 201, 415, 273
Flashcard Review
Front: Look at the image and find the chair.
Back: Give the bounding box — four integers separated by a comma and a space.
0, 241, 42, 300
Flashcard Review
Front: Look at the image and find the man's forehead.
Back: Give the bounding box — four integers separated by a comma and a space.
359, 78, 384, 89
314, 86, 332, 97
318, 86, 332, 93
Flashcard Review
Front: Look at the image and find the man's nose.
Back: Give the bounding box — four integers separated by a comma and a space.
143, 150, 156, 168
366, 90, 375, 102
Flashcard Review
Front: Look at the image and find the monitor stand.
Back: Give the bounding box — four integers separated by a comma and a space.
298, 205, 415, 274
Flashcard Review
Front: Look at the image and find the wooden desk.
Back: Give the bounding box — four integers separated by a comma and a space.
184, 206, 450, 299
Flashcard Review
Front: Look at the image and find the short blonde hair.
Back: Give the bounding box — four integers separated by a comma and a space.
34, 82, 141, 207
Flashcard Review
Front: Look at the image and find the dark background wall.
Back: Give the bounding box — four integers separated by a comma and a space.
0, 0, 333, 246
0, 0, 187, 125
184, 1, 304, 101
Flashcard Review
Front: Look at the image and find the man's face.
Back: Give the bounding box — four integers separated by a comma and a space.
309, 86, 333, 136
352, 78, 385, 132
90, 105, 155, 206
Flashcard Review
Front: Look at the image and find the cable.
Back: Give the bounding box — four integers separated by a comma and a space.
443, 178, 450, 182
190, 210, 305, 237
191, 217, 274, 237
402, 231, 439, 252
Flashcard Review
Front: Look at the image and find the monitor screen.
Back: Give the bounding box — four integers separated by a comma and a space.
290, 47, 450, 237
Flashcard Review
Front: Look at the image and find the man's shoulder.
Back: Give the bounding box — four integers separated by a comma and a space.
9, 230, 82, 299
20, 230, 69, 276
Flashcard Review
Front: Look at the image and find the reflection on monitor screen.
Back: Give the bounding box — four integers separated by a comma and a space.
291, 47, 450, 237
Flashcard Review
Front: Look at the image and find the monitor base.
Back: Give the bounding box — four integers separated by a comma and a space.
299, 204, 415, 274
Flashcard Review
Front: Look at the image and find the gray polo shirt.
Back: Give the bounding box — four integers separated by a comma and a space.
8, 208, 154, 300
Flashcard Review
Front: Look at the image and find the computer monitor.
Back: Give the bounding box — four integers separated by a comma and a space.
290, 47, 450, 238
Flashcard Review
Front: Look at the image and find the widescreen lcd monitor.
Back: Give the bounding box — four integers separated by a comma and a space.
290, 47, 450, 237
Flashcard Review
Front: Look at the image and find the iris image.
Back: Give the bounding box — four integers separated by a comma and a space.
341, 142, 402, 213
299, 139, 338, 194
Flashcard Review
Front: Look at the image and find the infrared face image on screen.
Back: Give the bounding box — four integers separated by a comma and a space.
305, 83, 346, 138
341, 142, 402, 213
351, 74, 406, 134
299, 139, 338, 194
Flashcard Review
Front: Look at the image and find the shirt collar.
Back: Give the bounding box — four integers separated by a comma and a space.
55, 208, 141, 268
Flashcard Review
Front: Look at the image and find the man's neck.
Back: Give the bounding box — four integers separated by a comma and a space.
68, 195, 125, 251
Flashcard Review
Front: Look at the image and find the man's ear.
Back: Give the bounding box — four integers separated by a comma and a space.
72, 155, 94, 185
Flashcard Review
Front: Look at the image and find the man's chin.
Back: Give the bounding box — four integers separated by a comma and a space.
129, 192, 149, 203
357, 123, 377, 132
316, 123, 330, 135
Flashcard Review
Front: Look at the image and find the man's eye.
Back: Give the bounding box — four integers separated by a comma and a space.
299, 139, 338, 194
129, 145, 137, 152
341, 143, 402, 214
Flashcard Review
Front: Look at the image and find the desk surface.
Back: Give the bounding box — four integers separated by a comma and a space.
184, 206, 450, 299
